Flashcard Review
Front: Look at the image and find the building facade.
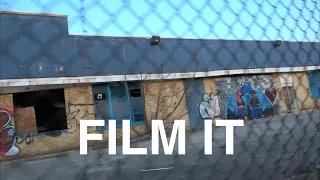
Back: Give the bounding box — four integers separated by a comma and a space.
0, 11, 319, 161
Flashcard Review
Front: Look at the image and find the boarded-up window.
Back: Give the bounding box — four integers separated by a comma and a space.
14, 106, 38, 136
280, 73, 293, 87
282, 86, 299, 112
279, 73, 299, 112
13, 88, 67, 135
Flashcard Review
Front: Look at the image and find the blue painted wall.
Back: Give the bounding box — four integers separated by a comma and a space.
92, 83, 111, 130
92, 82, 145, 130
307, 70, 320, 99
1, 12, 319, 80
184, 78, 206, 129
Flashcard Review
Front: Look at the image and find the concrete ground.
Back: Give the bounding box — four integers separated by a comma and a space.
0, 110, 319, 180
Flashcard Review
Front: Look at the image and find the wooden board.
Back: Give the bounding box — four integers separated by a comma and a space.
14, 106, 38, 136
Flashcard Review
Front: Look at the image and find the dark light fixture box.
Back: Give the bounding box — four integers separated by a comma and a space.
150, 36, 160, 45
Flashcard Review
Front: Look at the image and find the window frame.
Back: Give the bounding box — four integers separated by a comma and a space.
96, 81, 145, 131
127, 82, 145, 124
282, 86, 299, 112
12, 89, 69, 139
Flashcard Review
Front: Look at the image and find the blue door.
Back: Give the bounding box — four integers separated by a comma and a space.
184, 78, 205, 129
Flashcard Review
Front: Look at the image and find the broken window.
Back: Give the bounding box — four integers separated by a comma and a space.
127, 82, 145, 123
13, 89, 67, 135
92, 81, 145, 129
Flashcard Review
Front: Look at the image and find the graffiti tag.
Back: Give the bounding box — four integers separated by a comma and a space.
66, 103, 97, 134
0, 106, 20, 156
16, 135, 34, 145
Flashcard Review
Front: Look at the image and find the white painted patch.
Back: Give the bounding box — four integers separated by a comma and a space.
6, 146, 20, 156
0, 66, 319, 87
141, 167, 174, 172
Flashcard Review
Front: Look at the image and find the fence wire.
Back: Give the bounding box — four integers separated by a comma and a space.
0, 0, 320, 180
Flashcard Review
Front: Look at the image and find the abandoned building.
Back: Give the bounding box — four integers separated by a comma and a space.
0, 10, 319, 161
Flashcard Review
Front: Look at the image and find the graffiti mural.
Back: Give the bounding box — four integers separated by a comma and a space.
199, 92, 220, 118
224, 82, 277, 120
0, 106, 20, 156
213, 75, 280, 120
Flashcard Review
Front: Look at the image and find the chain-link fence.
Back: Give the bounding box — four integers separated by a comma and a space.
0, 0, 320, 180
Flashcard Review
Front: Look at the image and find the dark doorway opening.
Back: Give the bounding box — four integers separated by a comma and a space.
13, 89, 67, 134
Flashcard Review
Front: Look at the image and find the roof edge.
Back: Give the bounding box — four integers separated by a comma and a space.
0, 66, 319, 87
0, 10, 67, 17
68, 34, 320, 43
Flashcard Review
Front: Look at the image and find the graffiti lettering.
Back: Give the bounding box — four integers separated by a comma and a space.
67, 109, 95, 120
66, 103, 97, 134
0, 106, 20, 156
16, 135, 34, 145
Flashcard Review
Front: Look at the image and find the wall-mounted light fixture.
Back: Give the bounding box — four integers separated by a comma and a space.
94, 93, 106, 100
273, 40, 282, 48
150, 36, 160, 45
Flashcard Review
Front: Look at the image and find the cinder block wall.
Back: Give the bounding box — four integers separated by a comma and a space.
0, 94, 13, 106
0, 84, 150, 162
0, 86, 98, 162
143, 79, 190, 132
64, 85, 147, 151
64, 85, 99, 149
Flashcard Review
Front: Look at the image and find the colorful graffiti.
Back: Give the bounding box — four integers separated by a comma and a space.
199, 92, 220, 118
0, 106, 20, 156
265, 88, 278, 104
223, 82, 277, 120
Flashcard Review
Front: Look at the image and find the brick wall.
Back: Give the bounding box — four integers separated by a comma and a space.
0, 84, 151, 162
2, 73, 316, 161
143, 79, 190, 132
0, 86, 96, 161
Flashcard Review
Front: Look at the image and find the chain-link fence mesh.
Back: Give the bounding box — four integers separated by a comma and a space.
0, 0, 320, 180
